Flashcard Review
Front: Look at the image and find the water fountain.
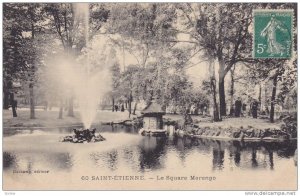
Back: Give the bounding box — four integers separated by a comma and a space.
57, 3, 112, 142
60, 128, 105, 143
74, 3, 95, 129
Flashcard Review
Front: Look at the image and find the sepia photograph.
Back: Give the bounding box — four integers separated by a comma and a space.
2, 2, 298, 192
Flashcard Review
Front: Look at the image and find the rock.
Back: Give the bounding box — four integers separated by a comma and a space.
61, 128, 105, 143
249, 129, 255, 138
239, 131, 245, 140
259, 129, 265, 138
60, 136, 73, 142
73, 137, 78, 143
244, 129, 253, 138
232, 131, 241, 138
264, 129, 273, 137
254, 129, 260, 138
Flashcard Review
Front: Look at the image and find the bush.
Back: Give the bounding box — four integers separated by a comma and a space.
280, 112, 297, 138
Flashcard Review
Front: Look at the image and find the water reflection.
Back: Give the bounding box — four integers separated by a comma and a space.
230, 141, 241, 166
3, 152, 74, 172
3, 152, 17, 169
139, 136, 167, 171
48, 153, 73, 171
3, 131, 297, 175
87, 136, 296, 172
3, 123, 140, 137
90, 150, 119, 171
104, 150, 118, 171
212, 141, 225, 170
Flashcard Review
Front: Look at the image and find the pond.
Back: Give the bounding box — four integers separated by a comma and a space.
3, 125, 297, 190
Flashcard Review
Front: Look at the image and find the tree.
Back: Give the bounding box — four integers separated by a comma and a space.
107, 3, 183, 113
246, 59, 289, 122
3, 4, 28, 115
3, 3, 46, 118
177, 3, 253, 116
229, 64, 236, 112
24, 4, 44, 119
118, 65, 140, 118
277, 59, 297, 111
110, 62, 121, 112
107, 3, 177, 69
44, 3, 78, 117
44, 3, 109, 117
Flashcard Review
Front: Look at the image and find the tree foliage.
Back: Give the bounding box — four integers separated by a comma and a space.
3, 2, 297, 122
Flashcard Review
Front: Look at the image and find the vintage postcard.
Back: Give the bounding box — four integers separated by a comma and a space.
2, 2, 298, 191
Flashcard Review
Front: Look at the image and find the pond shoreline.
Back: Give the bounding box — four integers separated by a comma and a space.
178, 123, 296, 141
4, 123, 297, 142
4, 110, 296, 142
185, 133, 297, 141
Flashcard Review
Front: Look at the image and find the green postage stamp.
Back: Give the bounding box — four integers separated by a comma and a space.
253, 10, 293, 58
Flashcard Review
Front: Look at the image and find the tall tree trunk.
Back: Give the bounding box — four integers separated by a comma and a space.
229, 66, 235, 112
128, 93, 132, 118
219, 76, 226, 116
67, 97, 74, 117
209, 59, 221, 122
112, 96, 115, 112
218, 56, 226, 116
270, 75, 278, 123
258, 84, 262, 103
133, 101, 138, 115
3, 89, 10, 110
58, 99, 63, 119
4, 81, 13, 109
29, 16, 35, 119
10, 93, 17, 117
128, 100, 131, 118
29, 83, 35, 119
211, 78, 220, 122
264, 84, 269, 114
258, 84, 262, 111
122, 39, 125, 71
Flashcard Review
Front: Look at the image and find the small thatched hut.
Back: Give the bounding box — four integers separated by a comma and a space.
141, 100, 165, 130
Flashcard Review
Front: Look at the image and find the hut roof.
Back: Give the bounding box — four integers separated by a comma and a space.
141, 101, 165, 115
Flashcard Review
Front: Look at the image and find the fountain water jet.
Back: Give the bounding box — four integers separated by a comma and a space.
72, 3, 111, 129
44, 3, 114, 129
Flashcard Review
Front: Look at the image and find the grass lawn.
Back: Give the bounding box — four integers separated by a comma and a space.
3, 108, 282, 130
3, 108, 137, 128
194, 117, 282, 129
3, 109, 82, 128
165, 113, 282, 130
